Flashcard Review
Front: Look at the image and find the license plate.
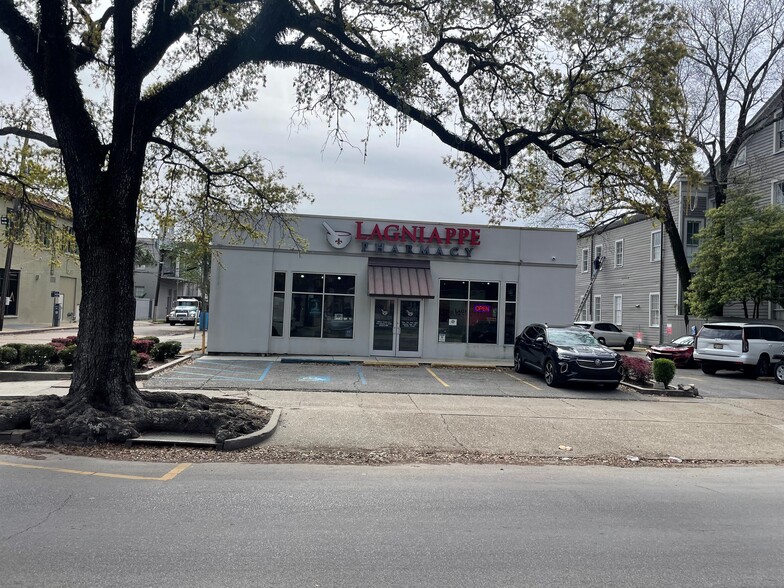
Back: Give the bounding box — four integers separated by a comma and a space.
713, 343, 723, 349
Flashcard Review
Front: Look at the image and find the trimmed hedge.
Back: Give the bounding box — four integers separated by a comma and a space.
0, 345, 18, 364
25, 344, 58, 368
150, 341, 181, 362
653, 358, 676, 387
3, 343, 27, 364
59, 345, 77, 367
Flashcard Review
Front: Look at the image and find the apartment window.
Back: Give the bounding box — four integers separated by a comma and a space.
651, 230, 662, 262
773, 181, 784, 206
613, 294, 623, 326
734, 145, 747, 167
503, 283, 517, 345
685, 219, 703, 264
614, 240, 624, 267
271, 271, 285, 337
595, 244, 603, 265
649, 293, 660, 327
581, 248, 589, 273
593, 295, 601, 322
290, 273, 355, 338
438, 280, 499, 344
776, 117, 784, 152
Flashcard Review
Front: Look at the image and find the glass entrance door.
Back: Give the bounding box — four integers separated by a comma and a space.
371, 298, 423, 357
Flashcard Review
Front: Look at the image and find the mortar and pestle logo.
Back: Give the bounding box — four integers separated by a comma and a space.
323, 221, 352, 249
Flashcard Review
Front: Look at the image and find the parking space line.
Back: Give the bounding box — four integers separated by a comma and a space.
426, 367, 450, 387
502, 371, 543, 390
0, 460, 192, 482
258, 363, 272, 382
357, 366, 367, 385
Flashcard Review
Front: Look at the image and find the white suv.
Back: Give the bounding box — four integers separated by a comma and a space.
573, 321, 635, 350
693, 322, 784, 378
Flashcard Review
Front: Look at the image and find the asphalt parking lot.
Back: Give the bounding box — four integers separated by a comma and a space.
146, 355, 784, 400
146, 357, 639, 400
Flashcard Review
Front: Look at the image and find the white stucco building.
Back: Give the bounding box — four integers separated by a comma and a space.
208, 215, 577, 359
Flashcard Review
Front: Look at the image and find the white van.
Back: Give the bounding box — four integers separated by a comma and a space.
693, 322, 784, 378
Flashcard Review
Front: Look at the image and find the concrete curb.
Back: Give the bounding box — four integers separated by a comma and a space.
623, 380, 701, 398
281, 357, 352, 365
135, 354, 193, 380
221, 408, 281, 451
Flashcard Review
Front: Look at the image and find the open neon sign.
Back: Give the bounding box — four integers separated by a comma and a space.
473, 304, 492, 313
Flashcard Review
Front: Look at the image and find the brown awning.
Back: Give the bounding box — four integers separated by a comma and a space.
367, 258, 434, 298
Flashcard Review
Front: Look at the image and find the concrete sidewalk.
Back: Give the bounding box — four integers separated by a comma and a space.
4, 380, 784, 462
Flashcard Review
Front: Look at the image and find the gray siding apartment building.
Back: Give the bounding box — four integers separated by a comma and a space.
575, 90, 784, 343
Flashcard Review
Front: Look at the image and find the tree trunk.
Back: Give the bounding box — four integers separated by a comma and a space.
66, 162, 143, 412
660, 205, 693, 323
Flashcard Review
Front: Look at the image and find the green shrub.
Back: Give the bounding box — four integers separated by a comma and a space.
145, 336, 160, 344
131, 350, 139, 368
0, 345, 18, 364
4, 343, 27, 364
59, 345, 77, 367
149, 341, 182, 362
653, 358, 676, 387
163, 341, 182, 357
25, 344, 57, 368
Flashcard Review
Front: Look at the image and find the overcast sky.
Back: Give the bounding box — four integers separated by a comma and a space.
0, 39, 531, 227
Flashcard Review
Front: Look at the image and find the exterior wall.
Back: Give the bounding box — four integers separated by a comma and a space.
0, 208, 82, 326
575, 182, 711, 346
208, 214, 577, 359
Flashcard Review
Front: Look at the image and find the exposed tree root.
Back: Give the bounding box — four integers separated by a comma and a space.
0, 392, 270, 445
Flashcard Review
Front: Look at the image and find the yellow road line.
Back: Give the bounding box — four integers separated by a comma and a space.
503, 371, 543, 390
426, 367, 450, 387
159, 462, 192, 480
0, 459, 192, 482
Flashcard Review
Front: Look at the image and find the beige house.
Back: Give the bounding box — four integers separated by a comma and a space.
0, 194, 81, 327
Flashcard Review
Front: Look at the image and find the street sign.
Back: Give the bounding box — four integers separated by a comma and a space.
51, 290, 60, 297
0, 217, 7, 226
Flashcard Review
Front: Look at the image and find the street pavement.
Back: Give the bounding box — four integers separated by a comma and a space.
1, 323, 784, 462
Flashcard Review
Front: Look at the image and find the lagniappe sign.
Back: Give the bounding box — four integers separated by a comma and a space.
351, 221, 480, 257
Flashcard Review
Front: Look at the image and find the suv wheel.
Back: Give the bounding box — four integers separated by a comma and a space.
775, 361, 784, 385
543, 359, 560, 387
756, 355, 771, 378
513, 351, 524, 374
624, 338, 634, 351
701, 364, 717, 375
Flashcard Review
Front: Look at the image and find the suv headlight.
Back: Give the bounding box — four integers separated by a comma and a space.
188, 311, 196, 317
556, 348, 577, 360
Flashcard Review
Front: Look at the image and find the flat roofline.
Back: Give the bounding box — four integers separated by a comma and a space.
293, 212, 576, 233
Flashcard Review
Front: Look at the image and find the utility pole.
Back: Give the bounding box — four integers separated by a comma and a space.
0, 136, 29, 331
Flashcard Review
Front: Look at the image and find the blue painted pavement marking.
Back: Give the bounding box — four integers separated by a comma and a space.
357, 366, 367, 385
259, 363, 272, 382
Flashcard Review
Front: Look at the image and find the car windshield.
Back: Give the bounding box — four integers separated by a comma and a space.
548, 329, 599, 346
700, 326, 742, 340
671, 336, 693, 346
175, 305, 197, 311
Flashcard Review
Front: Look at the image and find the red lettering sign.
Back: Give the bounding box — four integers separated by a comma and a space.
354, 221, 480, 245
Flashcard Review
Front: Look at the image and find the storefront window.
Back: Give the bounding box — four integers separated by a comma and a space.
290, 273, 355, 338
438, 299, 467, 343
271, 271, 285, 337
438, 280, 499, 344
504, 283, 517, 344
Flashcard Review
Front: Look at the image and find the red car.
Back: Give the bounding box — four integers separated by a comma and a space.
646, 336, 695, 367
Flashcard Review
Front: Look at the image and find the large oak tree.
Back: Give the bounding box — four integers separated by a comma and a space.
0, 0, 681, 443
